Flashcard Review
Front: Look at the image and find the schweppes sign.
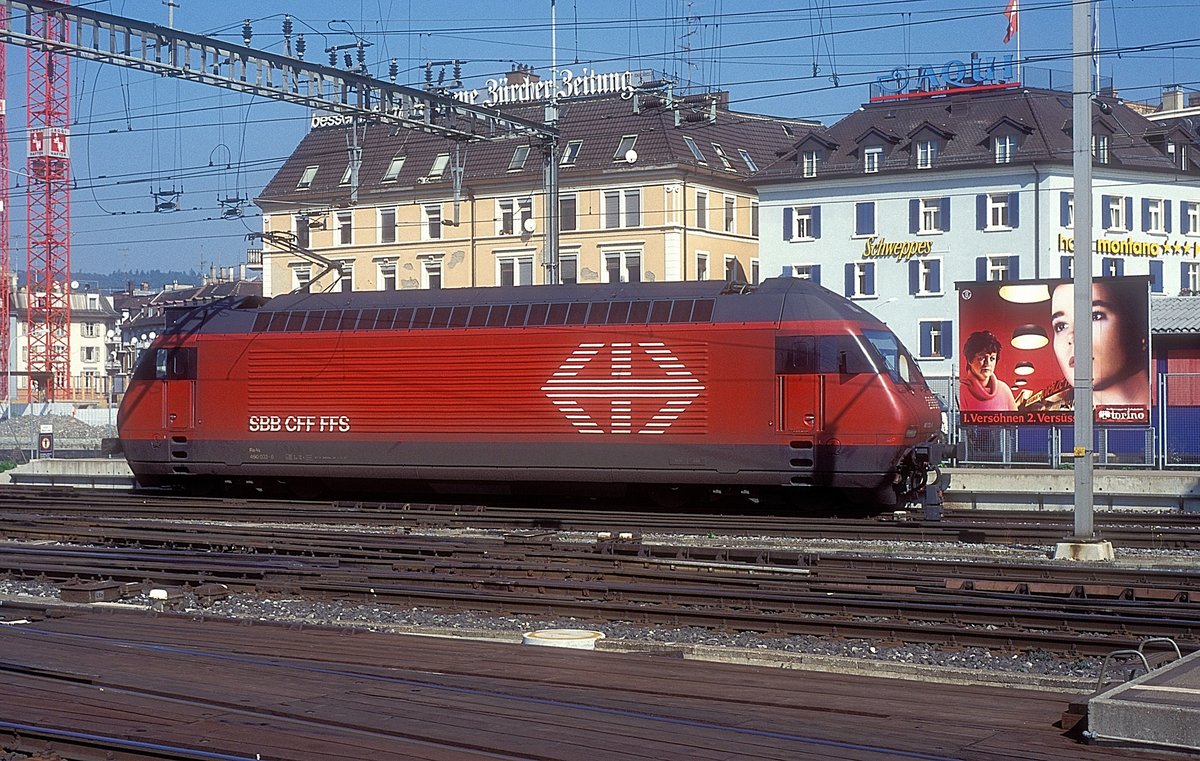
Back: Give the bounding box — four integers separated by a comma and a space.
862, 236, 933, 262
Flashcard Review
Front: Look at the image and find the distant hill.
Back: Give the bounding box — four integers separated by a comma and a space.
15, 270, 206, 294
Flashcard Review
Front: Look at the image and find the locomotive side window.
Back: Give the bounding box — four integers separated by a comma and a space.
338, 310, 359, 330
528, 303, 549, 325
387, 308, 408, 329
144, 347, 198, 381
286, 312, 307, 331
356, 309, 378, 330
252, 313, 272, 332
566, 302, 588, 324
304, 311, 324, 331
650, 301, 672, 323
546, 303, 569, 325
507, 304, 531, 326
488, 305, 511, 327
607, 301, 631, 324
629, 301, 652, 323
321, 311, 341, 330
693, 299, 715, 322
587, 303, 609, 325
469, 306, 491, 327
775, 335, 875, 375
412, 307, 434, 329
669, 299, 694, 322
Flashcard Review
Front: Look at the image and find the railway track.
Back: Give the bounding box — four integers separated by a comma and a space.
1, 491, 1198, 658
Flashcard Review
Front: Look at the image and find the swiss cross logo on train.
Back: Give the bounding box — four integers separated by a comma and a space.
541, 342, 704, 434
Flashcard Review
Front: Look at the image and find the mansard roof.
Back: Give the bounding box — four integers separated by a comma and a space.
757, 87, 1199, 182
257, 92, 815, 209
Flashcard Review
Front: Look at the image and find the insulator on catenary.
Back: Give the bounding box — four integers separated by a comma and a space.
242, 19, 252, 47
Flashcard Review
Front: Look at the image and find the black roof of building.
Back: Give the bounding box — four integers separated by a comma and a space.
257, 93, 815, 208
756, 87, 1200, 181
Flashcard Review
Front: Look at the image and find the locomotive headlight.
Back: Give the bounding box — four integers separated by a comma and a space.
905, 426, 918, 438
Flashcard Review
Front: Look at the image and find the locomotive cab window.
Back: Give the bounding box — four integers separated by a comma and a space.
775, 334, 875, 375
862, 329, 922, 386
135, 347, 197, 381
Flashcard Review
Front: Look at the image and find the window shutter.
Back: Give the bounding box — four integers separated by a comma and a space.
783, 207, 794, 241
864, 263, 875, 294
942, 321, 954, 359
1060, 256, 1072, 279
844, 263, 855, 296
976, 194, 987, 230
1142, 198, 1151, 232
1008, 192, 1020, 228
1165, 200, 1173, 233
909, 199, 919, 234
976, 257, 987, 282
1150, 260, 1163, 293
1114, 258, 1125, 277
856, 202, 874, 235
1060, 192, 1072, 226
1125, 197, 1134, 228
811, 206, 822, 239
1182, 202, 1190, 234
1185, 261, 1193, 290
940, 197, 951, 230
1008, 255, 1020, 279
920, 324, 932, 357
909, 260, 919, 294
811, 265, 821, 285
1101, 195, 1112, 228
930, 259, 942, 292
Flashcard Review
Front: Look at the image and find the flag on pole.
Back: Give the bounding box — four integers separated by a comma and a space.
1004, 0, 1019, 44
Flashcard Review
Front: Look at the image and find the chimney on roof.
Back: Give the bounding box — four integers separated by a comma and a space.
506, 63, 539, 86
1163, 85, 1185, 113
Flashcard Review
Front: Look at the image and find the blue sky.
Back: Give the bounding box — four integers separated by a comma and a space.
5, 0, 1195, 275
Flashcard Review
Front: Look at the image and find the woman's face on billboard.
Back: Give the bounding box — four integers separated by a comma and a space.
1050, 281, 1139, 393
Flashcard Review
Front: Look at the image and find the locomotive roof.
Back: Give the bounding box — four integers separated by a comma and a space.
166, 277, 884, 336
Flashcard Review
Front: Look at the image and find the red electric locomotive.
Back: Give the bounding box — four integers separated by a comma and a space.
115, 277, 947, 509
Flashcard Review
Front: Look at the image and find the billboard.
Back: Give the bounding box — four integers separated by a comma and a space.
956, 277, 1150, 425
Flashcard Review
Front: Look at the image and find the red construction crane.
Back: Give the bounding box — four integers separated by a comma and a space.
24, 0, 72, 401
0, 5, 10, 393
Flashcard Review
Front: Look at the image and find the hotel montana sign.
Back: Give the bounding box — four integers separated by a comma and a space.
1058, 234, 1200, 258
871, 53, 1018, 102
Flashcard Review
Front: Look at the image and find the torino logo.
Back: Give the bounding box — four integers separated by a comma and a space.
541, 342, 704, 434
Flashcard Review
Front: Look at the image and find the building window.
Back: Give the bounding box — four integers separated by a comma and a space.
83, 322, 98, 338
1169, 142, 1189, 170
613, 134, 638, 162
1101, 257, 1124, 278
919, 321, 954, 359
1184, 262, 1200, 292
422, 258, 443, 290
994, 134, 1015, 164
793, 264, 821, 284
1144, 198, 1167, 234
1093, 134, 1110, 164
293, 215, 311, 249
561, 140, 582, 166
724, 196, 736, 233
916, 140, 936, 169
787, 205, 819, 240
377, 260, 397, 290
802, 151, 818, 178
683, 136, 707, 164
1186, 201, 1200, 235
427, 153, 450, 180
602, 189, 641, 229
696, 252, 708, 281
508, 145, 531, 171
379, 207, 397, 244
854, 201, 875, 236
738, 148, 758, 173
844, 262, 876, 298
724, 255, 741, 282
559, 253, 578, 284
863, 146, 882, 174
559, 194, 577, 232
498, 197, 534, 236
977, 255, 1019, 282
296, 165, 318, 190
336, 211, 353, 245
919, 198, 945, 233
909, 258, 942, 295
695, 191, 708, 229
751, 259, 760, 285
423, 205, 442, 240
986, 193, 1012, 229
334, 260, 354, 293
290, 263, 312, 291
751, 202, 759, 238
603, 251, 642, 283
1104, 195, 1129, 231
1061, 192, 1074, 228
339, 164, 353, 186
497, 254, 535, 286
82, 346, 98, 362
382, 155, 405, 182
712, 143, 735, 171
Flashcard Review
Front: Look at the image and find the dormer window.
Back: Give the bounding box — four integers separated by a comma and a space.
428, 153, 450, 179
802, 151, 819, 178
994, 135, 1016, 164
683, 136, 707, 164
863, 146, 882, 174
1093, 134, 1110, 164
508, 145, 531, 171
916, 140, 937, 169
560, 140, 582, 166
382, 155, 405, 182
296, 165, 318, 190
613, 134, 638, 162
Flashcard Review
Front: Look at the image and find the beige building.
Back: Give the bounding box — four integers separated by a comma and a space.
9, 289, 118, 404
256, 78, 814, 296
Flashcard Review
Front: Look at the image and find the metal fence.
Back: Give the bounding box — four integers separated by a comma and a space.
930, 372, 1197, 470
